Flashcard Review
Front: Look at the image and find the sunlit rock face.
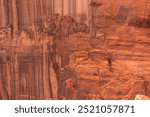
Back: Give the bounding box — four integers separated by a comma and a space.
0, 0, 89, 28
100, 0, 150, 17
0, 35, 59, 100
0, 0, 150, 100
0, 0, 149, 28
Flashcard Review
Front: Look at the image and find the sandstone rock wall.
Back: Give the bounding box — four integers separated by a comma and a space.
0, 0, 150, 100
0, 36, 60, 100
0, 0, 89, 28
100, 0, 150, 18
1, 0, 150, 28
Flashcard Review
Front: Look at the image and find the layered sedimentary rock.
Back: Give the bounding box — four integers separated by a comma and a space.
98, 0, 150, 17
1, 0, 150, 27
62, 25, 150, 100
0, 0, 89, 28
0, 0, 150, 100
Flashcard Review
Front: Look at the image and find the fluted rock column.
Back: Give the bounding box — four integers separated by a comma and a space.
27, 0, 35, 25
76, 0, 89, 23
54, 0, 63, 15
0, 0, 9, 26
6, 62, 11, 99
40, 0, 44, 21
14, 55, 19, 99
71, 0, 77, 18
11, 0, 18, 28
11, 0, 18, 38
63, 0, 70, 15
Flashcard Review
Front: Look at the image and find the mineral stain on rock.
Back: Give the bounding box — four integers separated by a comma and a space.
0, 0, 150, 100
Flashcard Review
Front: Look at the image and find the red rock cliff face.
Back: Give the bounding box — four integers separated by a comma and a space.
1, 0, 149, 28
0, 0, 90, 28
1, 0, 150, 28
0, 0, 54, 27
99, 0, 150, 17
0, 0, 150, 100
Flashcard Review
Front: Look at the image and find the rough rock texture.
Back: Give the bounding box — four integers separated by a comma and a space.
0, 0, 89, 28
62, 24, 150, 100
0, 0, 150, 100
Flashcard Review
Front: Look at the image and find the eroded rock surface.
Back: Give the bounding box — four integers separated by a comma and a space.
0, 0, 150, 100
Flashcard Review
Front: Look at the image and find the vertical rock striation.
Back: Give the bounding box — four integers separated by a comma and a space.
0, 0, 90, 30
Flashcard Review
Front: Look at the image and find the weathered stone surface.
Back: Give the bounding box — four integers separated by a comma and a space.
0, 0, 150, 100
